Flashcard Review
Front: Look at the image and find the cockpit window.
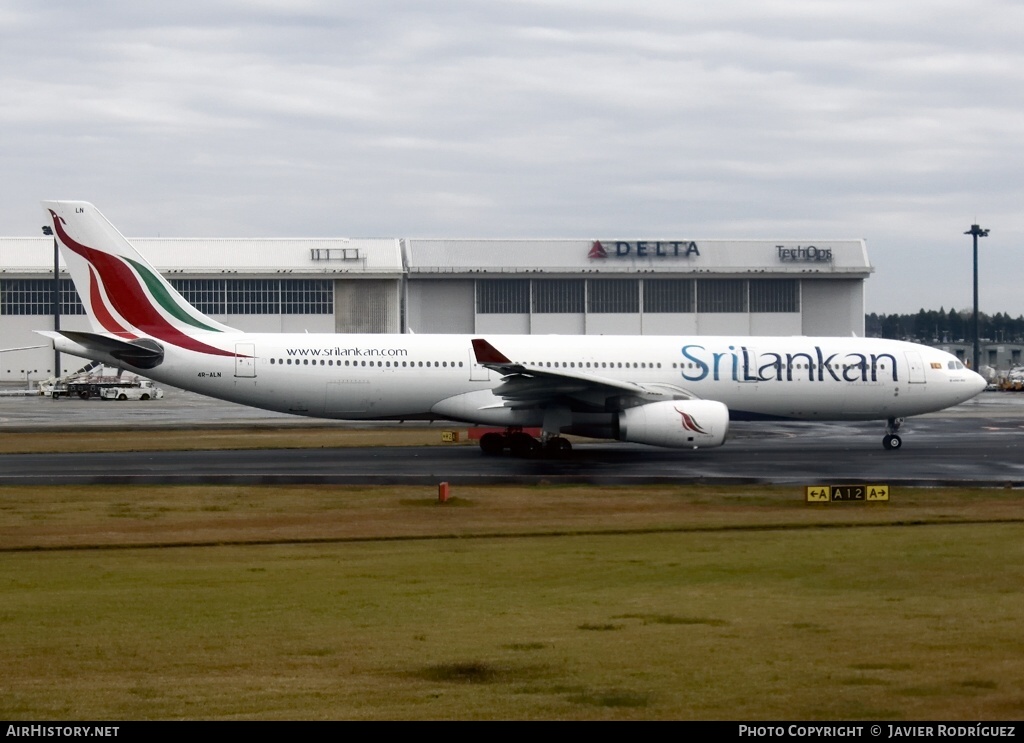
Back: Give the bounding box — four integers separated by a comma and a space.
948, 360, 965, 370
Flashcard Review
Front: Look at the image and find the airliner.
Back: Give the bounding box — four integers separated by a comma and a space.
36, 201, 986, 455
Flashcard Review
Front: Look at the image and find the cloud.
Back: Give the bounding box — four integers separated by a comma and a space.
2, 0, 1022, 314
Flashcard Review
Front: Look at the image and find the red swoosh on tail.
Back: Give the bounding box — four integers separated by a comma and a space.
89, 267, 136, 339
50, 209, 235, 358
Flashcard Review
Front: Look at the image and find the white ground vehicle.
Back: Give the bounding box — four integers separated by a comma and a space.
98, 379, 164, 401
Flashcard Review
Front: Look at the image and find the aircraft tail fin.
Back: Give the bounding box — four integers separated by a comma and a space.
42, 201, 240, 350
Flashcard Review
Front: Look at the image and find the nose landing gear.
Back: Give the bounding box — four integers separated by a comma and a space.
883, 417, 904, 450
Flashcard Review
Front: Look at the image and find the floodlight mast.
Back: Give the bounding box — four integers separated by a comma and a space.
964, 224, 989, 373
42, 225, 60, 377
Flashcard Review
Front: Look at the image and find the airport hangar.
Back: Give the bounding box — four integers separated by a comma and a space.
0, 235, 871, 383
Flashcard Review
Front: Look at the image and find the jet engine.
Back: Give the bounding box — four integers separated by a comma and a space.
618, 399, 729, 449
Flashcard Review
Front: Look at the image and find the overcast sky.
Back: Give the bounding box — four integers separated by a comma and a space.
2, 0, 1022, 317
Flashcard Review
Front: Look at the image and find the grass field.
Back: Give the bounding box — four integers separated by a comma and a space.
2, 461, 1024, 719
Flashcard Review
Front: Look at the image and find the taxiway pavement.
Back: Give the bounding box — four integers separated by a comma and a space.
1, 387, 1022, 487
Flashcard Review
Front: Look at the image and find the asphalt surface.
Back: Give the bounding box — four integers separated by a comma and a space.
1, 385, 1022, 486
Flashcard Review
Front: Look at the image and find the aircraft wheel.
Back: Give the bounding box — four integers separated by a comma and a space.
883, 434, 902, 450
544, 437, 573, 458
508, 432, 539, 458
479, 432, 506, 456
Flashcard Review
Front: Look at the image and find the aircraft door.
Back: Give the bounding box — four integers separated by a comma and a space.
469, 350, 491, 381
731, 346, 760, 412
235, 343, 256, 378
904, 350, 926, 384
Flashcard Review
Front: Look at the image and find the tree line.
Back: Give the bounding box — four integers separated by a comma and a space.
866, 309, 1024, 343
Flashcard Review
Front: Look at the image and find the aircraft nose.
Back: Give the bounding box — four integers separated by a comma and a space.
969, 369, 987, 395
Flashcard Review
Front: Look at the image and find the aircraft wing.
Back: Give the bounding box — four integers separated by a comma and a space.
0, 344, 46, 353
471, 338, 695, 410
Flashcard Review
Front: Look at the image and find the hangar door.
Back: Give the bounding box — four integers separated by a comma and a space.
335, 280, 401, 333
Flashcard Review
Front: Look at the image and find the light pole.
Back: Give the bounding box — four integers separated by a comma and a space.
964, 224, 989, 372
42, 225, 60, 377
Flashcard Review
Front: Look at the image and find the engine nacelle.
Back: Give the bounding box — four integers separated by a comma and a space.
618, 400, 729, 449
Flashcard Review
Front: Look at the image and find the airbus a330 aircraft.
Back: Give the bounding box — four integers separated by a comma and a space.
37, 201, 986, 455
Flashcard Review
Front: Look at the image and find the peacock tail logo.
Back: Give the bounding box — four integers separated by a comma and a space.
49, 210, 238, 358
674, 406, 709, 435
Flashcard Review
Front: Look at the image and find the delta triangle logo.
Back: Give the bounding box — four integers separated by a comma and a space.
588, 240, 608, 259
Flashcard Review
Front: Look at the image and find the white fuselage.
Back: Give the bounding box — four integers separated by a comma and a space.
109, 332, 984, 425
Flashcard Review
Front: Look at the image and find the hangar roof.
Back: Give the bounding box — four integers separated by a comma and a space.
403, 238, 872, 277
2, 236, 871, 279
0, 237, 404, 276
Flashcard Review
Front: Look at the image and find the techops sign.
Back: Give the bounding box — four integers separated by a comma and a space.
777, 244, 833, 262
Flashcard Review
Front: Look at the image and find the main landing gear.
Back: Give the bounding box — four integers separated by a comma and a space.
882, 417, 904, 451
479, 428, 573, 458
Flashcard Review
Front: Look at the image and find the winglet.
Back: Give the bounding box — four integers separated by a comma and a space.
472, 338, 512, 365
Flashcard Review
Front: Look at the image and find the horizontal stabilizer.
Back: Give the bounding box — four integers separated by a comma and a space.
38, 330, 164, 369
